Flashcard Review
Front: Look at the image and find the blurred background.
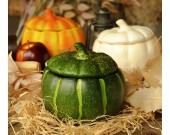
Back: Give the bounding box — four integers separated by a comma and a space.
8, 0, 162, 37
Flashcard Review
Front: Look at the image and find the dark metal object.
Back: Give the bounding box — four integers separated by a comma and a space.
86, 8, 115, 50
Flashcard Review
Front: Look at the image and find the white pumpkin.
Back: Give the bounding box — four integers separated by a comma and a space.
92, 19, 161, 70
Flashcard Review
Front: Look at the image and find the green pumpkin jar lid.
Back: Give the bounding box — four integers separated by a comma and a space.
46, 42, 118, 78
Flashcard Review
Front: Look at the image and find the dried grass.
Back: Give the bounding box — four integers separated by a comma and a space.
9, 96, 161, 135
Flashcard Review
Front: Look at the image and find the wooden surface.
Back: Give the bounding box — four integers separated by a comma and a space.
9, 114, 162, 135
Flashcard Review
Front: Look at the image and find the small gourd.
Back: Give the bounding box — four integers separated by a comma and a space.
42, 42, 125, 120
21, 9, 85, 57
93, 19, 161, 69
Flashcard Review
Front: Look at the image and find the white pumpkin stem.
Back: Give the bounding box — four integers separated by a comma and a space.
116, 19, 131, 31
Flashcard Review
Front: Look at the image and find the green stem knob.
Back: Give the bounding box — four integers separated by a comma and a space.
74, 42, 89, 60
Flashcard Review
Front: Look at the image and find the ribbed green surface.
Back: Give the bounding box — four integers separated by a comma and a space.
53, 78, 62, 115
99, 79, 107, 115
42, 68, 125, 120
76, 79, 83, 120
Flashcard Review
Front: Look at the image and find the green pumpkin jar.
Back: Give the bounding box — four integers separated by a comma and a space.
42, 42, 125, 120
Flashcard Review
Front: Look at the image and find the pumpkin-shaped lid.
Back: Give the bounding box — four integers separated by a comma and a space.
47, 42, 118, 78
97, 19, 155, 44
24, 9, 79, 31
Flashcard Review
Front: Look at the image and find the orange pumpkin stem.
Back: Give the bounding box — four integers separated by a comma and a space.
45, 9, 55, 20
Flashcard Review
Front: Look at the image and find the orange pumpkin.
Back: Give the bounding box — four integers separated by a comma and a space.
21, 9, 85, 57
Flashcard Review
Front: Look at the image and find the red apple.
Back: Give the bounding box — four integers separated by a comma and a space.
16, 41, 50, 69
